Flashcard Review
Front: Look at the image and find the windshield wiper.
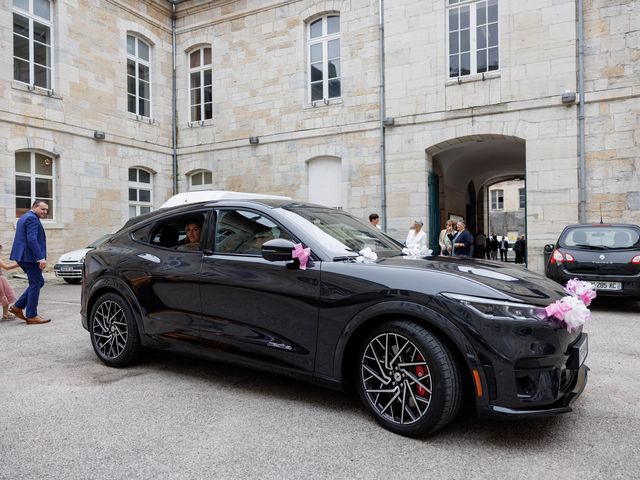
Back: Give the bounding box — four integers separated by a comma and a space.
332, 255, 359, 261
574, 244, 609, 249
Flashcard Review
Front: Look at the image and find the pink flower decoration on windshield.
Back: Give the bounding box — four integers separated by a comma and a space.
292, 243, 311, 270
542, 279, 596, 332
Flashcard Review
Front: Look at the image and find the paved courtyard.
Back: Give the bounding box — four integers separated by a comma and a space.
1, 275, 639, 480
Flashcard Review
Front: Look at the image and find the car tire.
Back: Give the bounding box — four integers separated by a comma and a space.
356, 320, 462, 437
63, 278, 81, 285
89, 292, 141, 367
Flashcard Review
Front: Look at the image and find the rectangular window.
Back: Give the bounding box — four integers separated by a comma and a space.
13, 0, 53, 89
189, 47, 213, 123
127, 35, 151, 118
308, 15, 341, 103
490, 189, 504, 210
519, 188, 526, 209
448, 0, 498, 78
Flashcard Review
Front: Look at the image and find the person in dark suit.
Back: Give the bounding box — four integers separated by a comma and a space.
499, 235, 509, 262
9, 200, 50, 324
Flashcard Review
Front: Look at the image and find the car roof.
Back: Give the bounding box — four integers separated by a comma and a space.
562, 223, 640, 229
119, 197, 326, 231
160, 190, 292, 209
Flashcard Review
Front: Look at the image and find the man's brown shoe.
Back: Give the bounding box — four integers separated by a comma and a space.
26, 316, 51, 325
9, 305, 27, 321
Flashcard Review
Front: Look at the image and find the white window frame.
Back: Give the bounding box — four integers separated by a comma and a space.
307, 14, 341, 104
15, 150, 55, 220
127, 34, 152, 118
447, 0, 499, 79
490, 189, 504, 210
128, 167, 153, 218
519, 188, 526, 209
12, 0, 54, 91
189, 170, 213, 191
188, 46, 213, 124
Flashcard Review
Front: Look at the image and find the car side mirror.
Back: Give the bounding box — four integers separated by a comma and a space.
261, 238, 296, 262
544, 244, 555, 253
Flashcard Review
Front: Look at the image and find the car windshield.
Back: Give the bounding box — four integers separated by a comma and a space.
280, 206, 403, 258
87, 234, 113, 248
560, 226, 640, 249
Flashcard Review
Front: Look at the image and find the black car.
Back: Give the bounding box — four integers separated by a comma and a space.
81, 198, 588, 437
545, 223, 640, 298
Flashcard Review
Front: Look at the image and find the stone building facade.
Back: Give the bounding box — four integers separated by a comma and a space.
1, 0, 638, 272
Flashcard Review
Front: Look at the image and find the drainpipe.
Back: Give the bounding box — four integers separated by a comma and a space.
171, 1, 178, 194
378, 0, 387, 230
577, 0, 586, 222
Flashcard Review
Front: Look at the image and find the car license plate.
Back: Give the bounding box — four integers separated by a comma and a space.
61, 266, 74, 271
592, 281, 622, 291
567, 334, 588, 370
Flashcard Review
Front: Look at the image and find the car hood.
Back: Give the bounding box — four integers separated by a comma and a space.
378, 255, 567, 306
57, 248, 92, 263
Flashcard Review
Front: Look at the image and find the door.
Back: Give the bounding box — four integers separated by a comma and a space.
129, 211, 210, 343
198, 208, 321, 374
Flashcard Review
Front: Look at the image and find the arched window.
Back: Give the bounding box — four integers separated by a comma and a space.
128, 167, 153, 217
189, 170, 213, 191
13, 0, 53, 90
308, 157, 342, 208
307, 14, 341, 103
15, 151, 55, 219
189, 47, 213, 122
127, 34, 151, 117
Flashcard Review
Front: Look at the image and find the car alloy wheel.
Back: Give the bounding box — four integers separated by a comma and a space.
361, 332, 433, 425
90, 293, 141, 367
357, 320, 462, 437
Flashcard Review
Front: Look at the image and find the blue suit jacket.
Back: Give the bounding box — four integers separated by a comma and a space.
10, 211, 47, 263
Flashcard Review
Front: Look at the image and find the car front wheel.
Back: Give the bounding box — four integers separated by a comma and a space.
356, 320, 462, 437
89, 292, 141, 367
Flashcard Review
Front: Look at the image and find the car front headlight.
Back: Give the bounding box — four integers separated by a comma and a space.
442, 293, 546, 321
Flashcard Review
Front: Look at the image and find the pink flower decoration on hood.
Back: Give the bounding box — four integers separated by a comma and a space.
292, 243, 311, 270
564, 279, 597, 306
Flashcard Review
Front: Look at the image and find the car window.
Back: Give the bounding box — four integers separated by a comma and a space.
560, 226, 640, 249
146, 213, 207, 251
282, 206, 403, 257
215, 209, 294, 255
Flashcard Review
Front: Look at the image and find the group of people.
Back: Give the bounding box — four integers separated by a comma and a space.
434, 221, 526, 262
369, 212, 525, 262
437, 220, 475, 257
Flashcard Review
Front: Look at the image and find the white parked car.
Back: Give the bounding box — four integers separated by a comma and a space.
53, 234, 113, 284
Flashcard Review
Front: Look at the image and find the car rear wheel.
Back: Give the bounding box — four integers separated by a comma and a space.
356, 320, 462, 437
89, 293, 141, 367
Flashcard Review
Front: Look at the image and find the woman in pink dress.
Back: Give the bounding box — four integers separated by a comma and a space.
0, 244, 20, 319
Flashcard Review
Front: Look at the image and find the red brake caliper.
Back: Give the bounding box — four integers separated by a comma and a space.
416, 355, 426, 396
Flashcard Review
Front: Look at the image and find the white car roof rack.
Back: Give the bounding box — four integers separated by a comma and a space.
160, 190, 292, 209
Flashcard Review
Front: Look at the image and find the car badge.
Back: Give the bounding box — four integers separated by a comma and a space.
599, 254, 605, 260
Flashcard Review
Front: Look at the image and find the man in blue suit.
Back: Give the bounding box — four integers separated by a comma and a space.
9, 200, 51, 324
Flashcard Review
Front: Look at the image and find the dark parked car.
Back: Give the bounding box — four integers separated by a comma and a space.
545, 223, 640, 298
81, 197, 588, 437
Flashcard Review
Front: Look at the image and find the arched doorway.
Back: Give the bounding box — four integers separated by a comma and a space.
427, 135, 526, 260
